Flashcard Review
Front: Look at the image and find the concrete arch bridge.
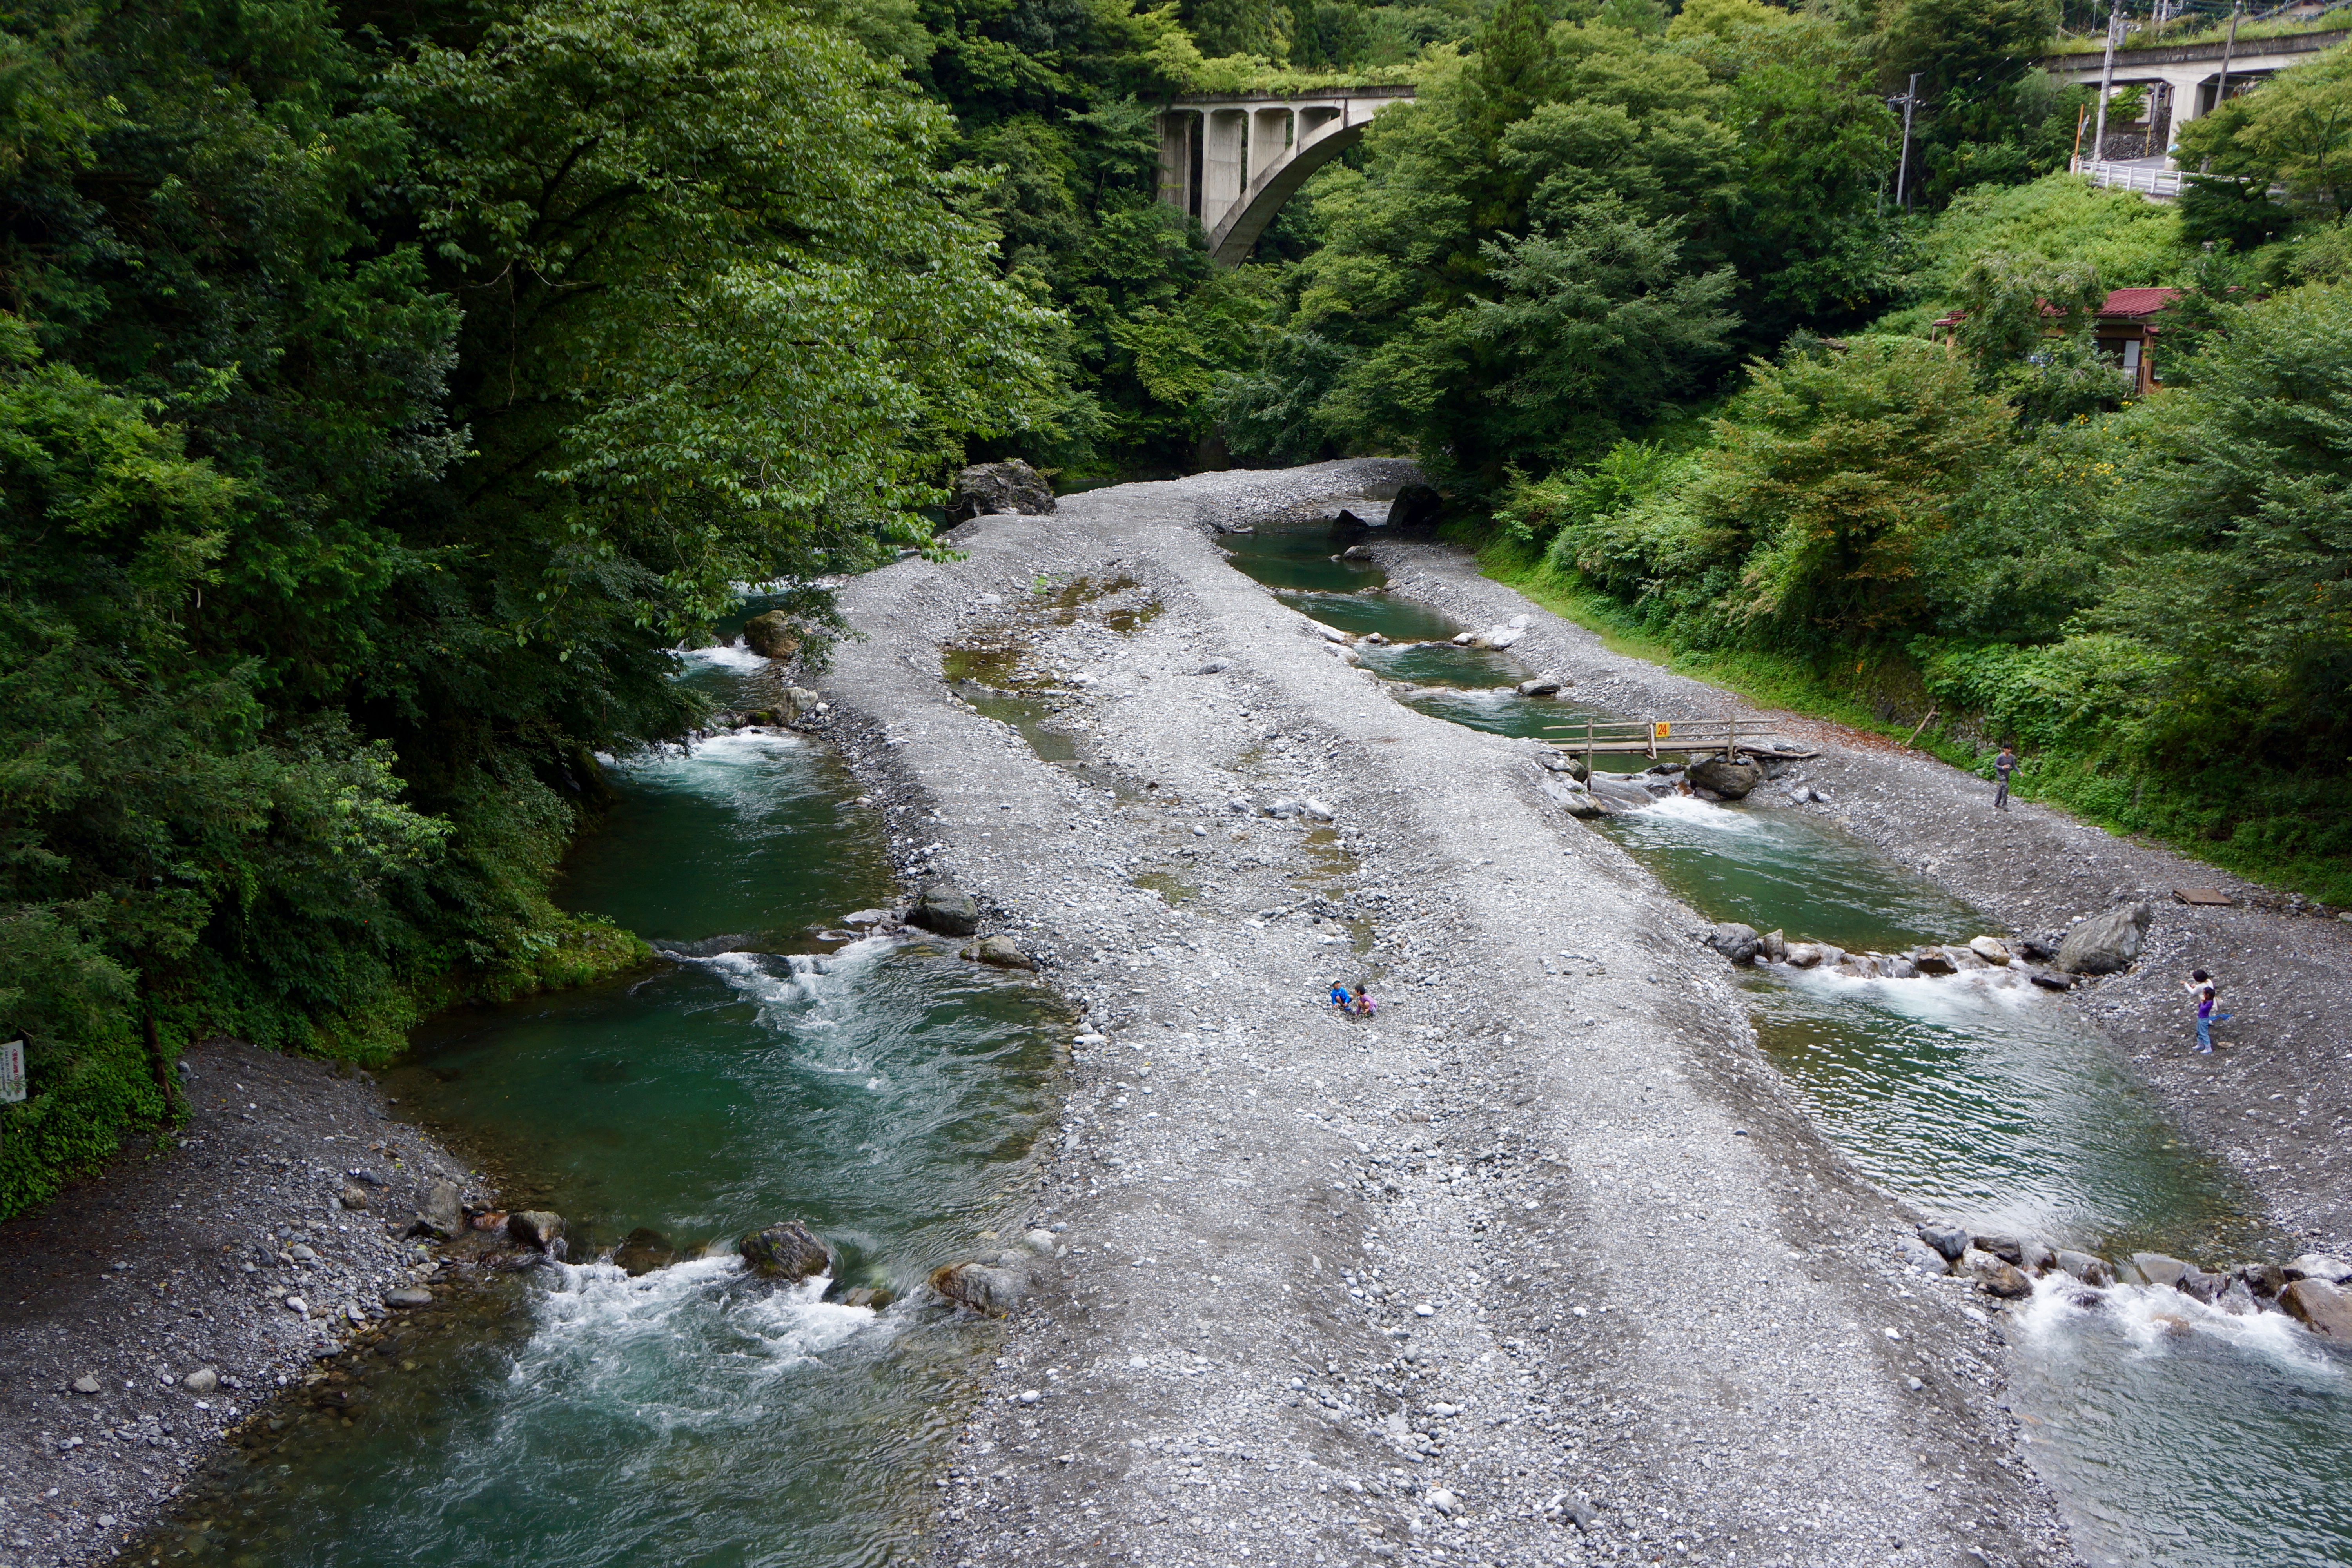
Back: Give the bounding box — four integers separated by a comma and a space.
1157, 86, 1415, 265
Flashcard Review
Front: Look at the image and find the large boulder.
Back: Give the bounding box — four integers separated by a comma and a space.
2280, 1279, 2352, 1338
506, 1211, 566, 1251
412, 1181, 465, 1240
948, 460, 1056, 523
2287, 1254, 2352, 1285
907, 880, 980, 936
1705, 922, 1761, 964
2056, 901, 2153, 975
961, 934, 1036, 971
741, 610, 804, 659
1918, 1221, 1969, 1262
1686, 757, 1761, 799
612, 1228, 678, 1277
931, 1261, 1022, 1316
1387, 483, 1446, 532
740, 1220, 832, 1282
2131, 1251, 2190, 1288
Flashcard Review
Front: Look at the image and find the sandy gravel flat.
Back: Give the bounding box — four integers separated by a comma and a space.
822, 463, 2074, 1568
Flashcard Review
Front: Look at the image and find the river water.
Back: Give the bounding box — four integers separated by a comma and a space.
1221, 514, 2352, 1568
138, 636, 1066, 1568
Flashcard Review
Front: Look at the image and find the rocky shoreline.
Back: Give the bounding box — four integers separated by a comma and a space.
815, 460, 2077, 1568
0, 1040, 503, 1568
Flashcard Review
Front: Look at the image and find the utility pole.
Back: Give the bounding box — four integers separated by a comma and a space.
1892, 73, 1923, 209
2216, 1, 2242, 109
2092, 1, 2125, 169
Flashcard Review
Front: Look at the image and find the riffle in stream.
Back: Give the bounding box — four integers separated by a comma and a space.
1221, 512, 2352, 1568
127, 632, 1067, 1568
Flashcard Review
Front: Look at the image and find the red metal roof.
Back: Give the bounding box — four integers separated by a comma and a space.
2096, 287, 2181, 318
1932, 287, 2183, 330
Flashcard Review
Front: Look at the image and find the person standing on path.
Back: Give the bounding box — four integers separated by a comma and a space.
1993, 744, 2017, 811
2187, 969, 2232, 1053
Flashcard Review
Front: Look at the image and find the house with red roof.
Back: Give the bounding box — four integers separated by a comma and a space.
1933, 287, 2183, 396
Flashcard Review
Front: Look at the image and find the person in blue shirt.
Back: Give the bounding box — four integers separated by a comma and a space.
1328, 982, 1350, 1009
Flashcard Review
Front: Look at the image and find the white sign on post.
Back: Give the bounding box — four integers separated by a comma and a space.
0, 1038, 23, 1103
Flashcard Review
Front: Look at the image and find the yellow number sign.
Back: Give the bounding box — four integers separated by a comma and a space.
1654, 722, 1671, 739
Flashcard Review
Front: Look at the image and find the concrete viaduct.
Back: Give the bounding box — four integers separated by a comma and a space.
1157, 86, 1416, 265
2037, 28, 2346, 162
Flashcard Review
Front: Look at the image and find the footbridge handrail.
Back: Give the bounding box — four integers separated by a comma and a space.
1544, 717, 1820, 764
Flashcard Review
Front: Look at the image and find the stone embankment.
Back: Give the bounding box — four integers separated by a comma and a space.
813, 460, 2075, 1568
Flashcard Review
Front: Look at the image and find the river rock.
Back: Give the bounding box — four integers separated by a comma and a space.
1024, 1227, 1059, 1256
2020, 1238, 2057, 1273
907, 880, 981, 936
1466, 624, 1524, 650
1912, 949, 1958, 976
413, 1181, 465, 1240
2056, 901, 2153, 975
1968, 936, 2012, 963
1705, 923, 1760, 964
1758, 929, 1788, 963
1971, 1233, 2025, 1265
2178, 1266, 2227, 1304
930, 1261, 1022, 1316
1964, 1250, 2032, 1298
1918, 1222, 1970, 1262
613, 1228, 678, 1276
2055, 1250, 2114, 1286
1341, 544, 1377, 561
1310, 622, 1348, 644
2131, 1251, 2190, 1288
2217, 1278, 2259, 1315
962, 934, 1037, 970
1535, 751, 1590, 781
2280, 1279, 2352, 1338
384, 1287, 434, 1308
183, 1368, 219, 1394
1897, 1235, 1949, 1276
1782, 942, 1822, 969
742, 610, 804, 659
948, 459, 1055, 522
1686, 757, 1761, 799
2287, 1254, 2352, 1285
507, 1211, 565, 1251
2017, 933, 2063, 962
1516, 675, 1565, 696
2239, 1262, 2287, 1297
2030, 972, 2076, 991
740, 1220, 832, 1283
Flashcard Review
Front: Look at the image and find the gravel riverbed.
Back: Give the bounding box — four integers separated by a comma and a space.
0, 1040, 489, 1568
822, 460, 2076, 1568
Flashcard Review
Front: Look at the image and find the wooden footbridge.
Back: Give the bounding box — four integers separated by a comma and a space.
1545, 717, 1814, 765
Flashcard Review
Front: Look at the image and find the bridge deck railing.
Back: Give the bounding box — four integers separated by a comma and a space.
1541, 717, 1804, 761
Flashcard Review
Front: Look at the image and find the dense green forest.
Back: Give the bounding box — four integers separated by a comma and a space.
4, 0, 2349, 1211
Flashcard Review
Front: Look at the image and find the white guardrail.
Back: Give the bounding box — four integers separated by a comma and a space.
2080, 159, 2189, 196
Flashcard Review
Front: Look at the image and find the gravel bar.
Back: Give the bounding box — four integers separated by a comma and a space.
822, 460, 2076, 1568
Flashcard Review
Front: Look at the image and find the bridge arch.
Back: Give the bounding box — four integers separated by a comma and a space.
1157, 86, 1416, 266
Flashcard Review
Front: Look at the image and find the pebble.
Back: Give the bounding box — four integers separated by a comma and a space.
1414, 1303, 1436, 1316
385, 1287, 433, 1308
1427, 1488, 1459, 1515
182, 1368, 219, 1394
283, 1296, 307, 1314
1017, 1389, 1042, 1405
72, 1376, 101, 1395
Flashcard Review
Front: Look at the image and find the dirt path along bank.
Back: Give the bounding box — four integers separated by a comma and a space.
821, 460, 2073, 1568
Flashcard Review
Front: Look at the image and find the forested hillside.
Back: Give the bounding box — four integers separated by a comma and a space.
6, 0, 2350, 1211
